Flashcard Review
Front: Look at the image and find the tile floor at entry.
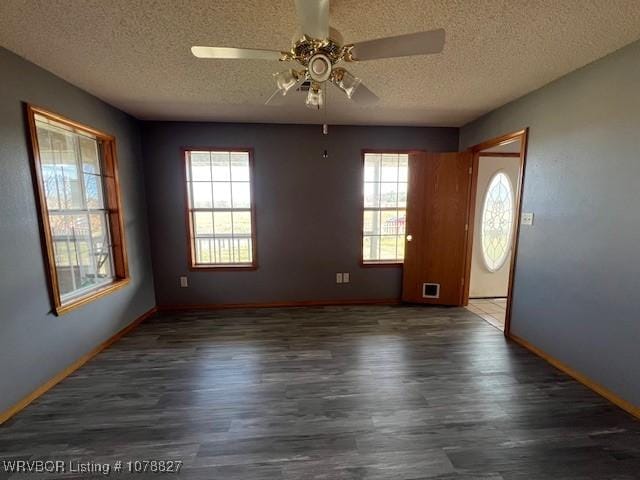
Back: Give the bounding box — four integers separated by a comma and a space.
466, 298, 507, 331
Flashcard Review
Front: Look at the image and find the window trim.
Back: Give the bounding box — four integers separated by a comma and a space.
26, 104, 130, 315
182, 147, 258, 271
360, 149, 411, 267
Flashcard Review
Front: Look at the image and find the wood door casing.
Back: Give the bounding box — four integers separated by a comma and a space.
402, 152, 473, 305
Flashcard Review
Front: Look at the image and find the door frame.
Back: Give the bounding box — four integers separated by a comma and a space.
462, 128, 529, 336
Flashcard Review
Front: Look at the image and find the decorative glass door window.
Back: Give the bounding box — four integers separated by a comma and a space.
481, 171, 514, 271
362, 152, 408, 263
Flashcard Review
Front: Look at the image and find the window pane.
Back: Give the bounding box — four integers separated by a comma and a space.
232, 211, 252, 235
190, 152, 211, 181
216, 237, 232, 263
397, 209, 406, 235
42, 128, 83, 210
397, 182, 407, 208
79, 136, 101, 175
213, 182, 231, 208
381, 154, 398, 182
381, 210, 398, 235
363, 210, 381, 235
235, 238, 252, 263
364, 183, 380, 208
90, 213, 112, 279
380, 183, 398, 207
213, 211, 232, 235
195, 238, 212, 264
212, 152, 231, 181
379, 235, 398, 260
42, 165, 61, 210
232, 182, 251, 208
194, 211, 213, 235
364, 154, 380, 182
363, 235, 379, 261
230, 153, 250, 181
84, 174, 104, 209
192, 182, 213, 208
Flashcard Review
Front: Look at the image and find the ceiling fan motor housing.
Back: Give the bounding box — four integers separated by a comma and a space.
308, 54, 332, 82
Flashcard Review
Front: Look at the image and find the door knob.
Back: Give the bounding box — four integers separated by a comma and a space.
406, 234, 413, 242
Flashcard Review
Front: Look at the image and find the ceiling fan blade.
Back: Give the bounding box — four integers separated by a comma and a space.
294, 0, 329, 39
350, 82, 379, 105
191, 46, 284, 61
348, 28, 445, 61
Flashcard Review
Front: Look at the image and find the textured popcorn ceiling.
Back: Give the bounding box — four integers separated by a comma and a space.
1, 1, 639, 126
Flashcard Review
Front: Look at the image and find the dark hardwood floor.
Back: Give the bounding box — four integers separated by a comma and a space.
1, 305, 639, 479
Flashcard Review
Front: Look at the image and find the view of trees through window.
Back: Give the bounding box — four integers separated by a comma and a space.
363, 152, 408, 263
35, 115, 114, 301
186, 150, 254, 266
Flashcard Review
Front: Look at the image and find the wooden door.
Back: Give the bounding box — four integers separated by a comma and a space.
402, 152, 473, 305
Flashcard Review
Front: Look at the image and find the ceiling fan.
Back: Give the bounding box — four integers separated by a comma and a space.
191, 0, 445, 109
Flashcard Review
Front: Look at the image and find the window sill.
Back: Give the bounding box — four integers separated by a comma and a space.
55, 278, 130, 316
190, 264, 257, 271
361, 261, 404, 268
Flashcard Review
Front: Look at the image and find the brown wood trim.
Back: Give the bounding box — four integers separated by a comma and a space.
55, 279, 130, 315
462, 128, 529, 336
25, 104, 130, 315
0, 306, 158, 425
504, 129, 529, 335
509, 333, 640, 420
182, 147, 258, 270
26, 105, 116, 140
461, 152, 479, 306
478, 152, 522, 157
158, 298, 401, 311
468, 129, 528, 153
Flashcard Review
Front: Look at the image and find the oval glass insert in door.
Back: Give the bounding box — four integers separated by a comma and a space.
481, 171, 514, 272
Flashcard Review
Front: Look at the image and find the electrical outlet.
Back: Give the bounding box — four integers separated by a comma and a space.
336, 273, 343, 284
521, 212, 534, 225
179, 276, 188, 288
343, 272, 350, 283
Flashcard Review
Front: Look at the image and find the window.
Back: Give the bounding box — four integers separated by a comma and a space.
184, 149, 256, 268
362, 152, 408, 263
27, 106, 129, 315
481, 171, 514, 272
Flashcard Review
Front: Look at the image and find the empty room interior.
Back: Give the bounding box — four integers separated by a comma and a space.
1, 1, 639, 478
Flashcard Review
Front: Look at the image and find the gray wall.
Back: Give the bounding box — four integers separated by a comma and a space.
460, 40, 640, 406
141, 122, 458, 306
0, 48, 155, 413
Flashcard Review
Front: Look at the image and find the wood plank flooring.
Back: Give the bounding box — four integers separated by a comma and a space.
1, 305, 639, 479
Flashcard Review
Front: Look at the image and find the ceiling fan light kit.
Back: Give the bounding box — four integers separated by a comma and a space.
191, 0, 445, 109
274, 69, 301, 94
305, 84, 324, 109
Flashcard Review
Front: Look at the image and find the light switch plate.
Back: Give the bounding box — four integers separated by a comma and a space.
336, 273, 343, 284
179, 276, 188, 288
521, 212, 534, 225
343, 272, 350, 283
